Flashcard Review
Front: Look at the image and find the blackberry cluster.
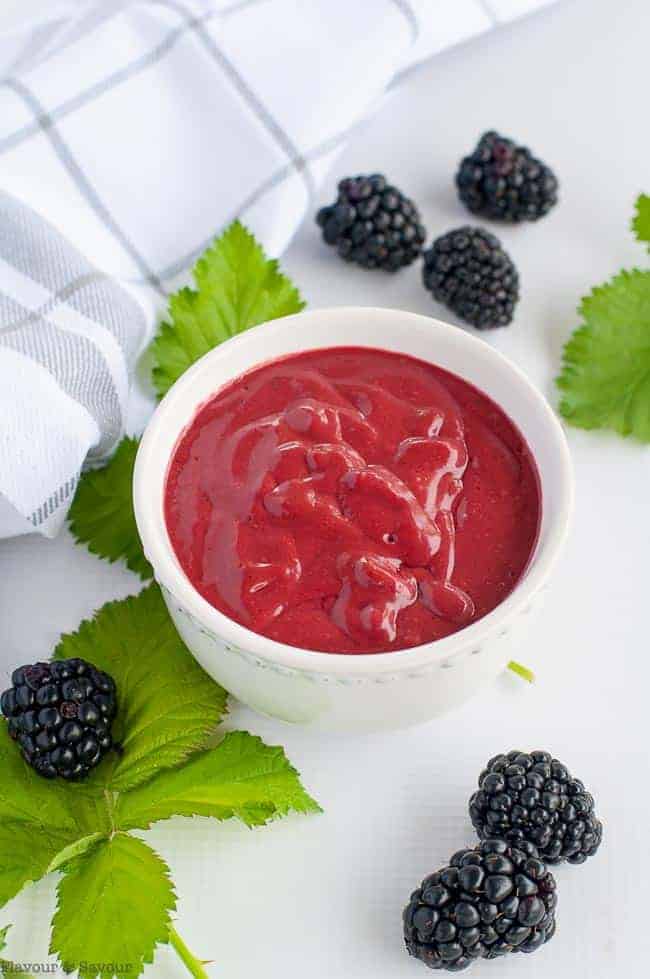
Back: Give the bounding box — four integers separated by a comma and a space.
422, 227, 519, 329
404, 838, 557, 972
456, 131, 558, 222
469, 751, 603, 866
1, 658, 117, 781
316, 174, 426, 271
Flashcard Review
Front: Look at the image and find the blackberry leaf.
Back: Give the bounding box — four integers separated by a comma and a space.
0, 735, 81, 907
50, 835, 176, 979
46, 833, 105, 875
557, 268, 650, 441
0, 822, 79, 909
151, 220, 305, 398
632, 193, 650, 249
1, 588, 319, 975
116, 731, 321, 831
68, 437, 151, 580
0, 734, 78, 833
53, 584, 228, 792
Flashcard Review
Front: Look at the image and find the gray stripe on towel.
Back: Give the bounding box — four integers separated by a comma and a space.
0, 292, 122, 457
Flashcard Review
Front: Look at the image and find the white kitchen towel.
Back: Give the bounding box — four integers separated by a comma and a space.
0, 191, 147, 538
0, 0, 558, 540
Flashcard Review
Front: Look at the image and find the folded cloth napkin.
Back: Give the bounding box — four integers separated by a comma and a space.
0, 0, 558, 540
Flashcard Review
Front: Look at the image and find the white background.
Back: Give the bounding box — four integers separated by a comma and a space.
1, 0, 650, 976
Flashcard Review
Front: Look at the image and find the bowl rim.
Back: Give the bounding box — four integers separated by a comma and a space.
134, 305, 574, 675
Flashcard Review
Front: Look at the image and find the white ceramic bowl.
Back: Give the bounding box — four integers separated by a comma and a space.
134, 307, 573, 732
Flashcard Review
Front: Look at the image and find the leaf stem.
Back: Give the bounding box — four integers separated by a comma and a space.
507, 660, 536, 684
169, 925, 211, 978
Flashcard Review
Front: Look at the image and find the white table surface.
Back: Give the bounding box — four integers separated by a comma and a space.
2, 0, 649, 975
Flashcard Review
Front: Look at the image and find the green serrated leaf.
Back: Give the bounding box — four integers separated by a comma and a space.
54, 584, 228, 792
632, 193, 650, 249
0, 822, 77, 911
45, 833, 104, 875
0, 732, 82, 908
68, 437, 151, 580
557, 268, 650, 441
151, 220, 305, 398
50, 834, 176, 979
0, 732, 78, 833
116, 731, 321, 831
0, 925, 8, 952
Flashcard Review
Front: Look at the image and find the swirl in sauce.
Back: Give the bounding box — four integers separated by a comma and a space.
165, 347, 540, 653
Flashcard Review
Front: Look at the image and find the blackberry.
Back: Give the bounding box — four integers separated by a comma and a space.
469, 750, 603, 866
456, 131, 558, 222
316, 174, 426, 271
403, 838, 557, 971
422, 227, 518, 329
1, 658, 117, 781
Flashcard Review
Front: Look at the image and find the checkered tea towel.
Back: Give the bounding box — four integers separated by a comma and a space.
0, 0, 558, 539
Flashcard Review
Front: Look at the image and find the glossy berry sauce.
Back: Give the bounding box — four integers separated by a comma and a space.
165, 347, 541, 654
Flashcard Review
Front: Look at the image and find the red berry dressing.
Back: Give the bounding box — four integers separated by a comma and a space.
165, 347, 541, 653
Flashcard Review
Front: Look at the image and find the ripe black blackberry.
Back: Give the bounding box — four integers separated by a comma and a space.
456, 131, 558, 222
316, 174, 426, 271
469, 751, 603, 866
404, 838, 557, 971
1, 658, 117, 781
422, 227, 519, 329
